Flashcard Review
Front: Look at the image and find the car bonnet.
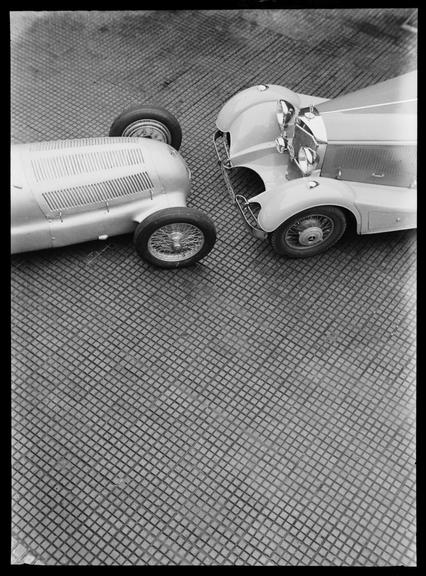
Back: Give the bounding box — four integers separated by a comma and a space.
13, 138, 164, 215
315, 71, 417, 143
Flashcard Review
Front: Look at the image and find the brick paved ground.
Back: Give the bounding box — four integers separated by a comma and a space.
11, 9, 416, 566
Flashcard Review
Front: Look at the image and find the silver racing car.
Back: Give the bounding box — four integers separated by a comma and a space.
11, 105, 216, 268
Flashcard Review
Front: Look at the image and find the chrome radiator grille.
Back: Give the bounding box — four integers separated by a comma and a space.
293, 121, 317, 158
42, 171, 154, 211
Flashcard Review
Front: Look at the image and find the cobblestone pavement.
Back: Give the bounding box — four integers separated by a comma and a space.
11, 9, 417, 566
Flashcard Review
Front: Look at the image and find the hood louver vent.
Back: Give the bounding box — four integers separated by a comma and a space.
25, 137, 139, 151
31, 147, 145, 182
42, 171, 154, 211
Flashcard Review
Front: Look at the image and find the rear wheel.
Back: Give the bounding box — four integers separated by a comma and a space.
133, 207, 216, 268
109, 105, 182, 150
270, 206, 346, 258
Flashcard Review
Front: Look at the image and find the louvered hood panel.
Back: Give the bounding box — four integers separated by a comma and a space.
15, 137, 162, 214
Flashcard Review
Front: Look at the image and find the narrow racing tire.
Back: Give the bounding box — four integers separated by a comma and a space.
109, 105, 182, 150
270, 206, 346, 258
133, 207, 216, 268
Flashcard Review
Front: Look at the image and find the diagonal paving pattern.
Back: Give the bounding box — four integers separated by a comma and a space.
11, 9, 416, 566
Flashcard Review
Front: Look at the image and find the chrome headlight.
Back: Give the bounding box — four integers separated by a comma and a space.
276, 99, 295, 131
297, 146, 318, 175
275, 136, 287, 154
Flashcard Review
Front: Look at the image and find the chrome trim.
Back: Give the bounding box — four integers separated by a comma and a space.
213, 130, 267, 239
291, 112, 328, 174
294, 146, 318, 175
275, 136, 287, 154
276, 99, 299, 156
213, 130, 235, 201
295, 122, 321, 148
276, 99, 296, 132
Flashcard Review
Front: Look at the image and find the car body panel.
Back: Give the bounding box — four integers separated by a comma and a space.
344, 180, 417, 233
216, 84, 302, 134
316, 71, 417, 143
227, 142, 290, 189
316, 71, 417, 113
250, 176, 416, 234
319, 107, 417, 144
251, 177, 362, 233
320, 143, 417, 188
11, 137, 191, 253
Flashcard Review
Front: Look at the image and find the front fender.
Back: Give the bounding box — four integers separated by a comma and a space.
132, 191, 188, 224
253, 177, 362, 233
216, 84, 301, 133
216, 84, 329, 132
216, 84, 329, 162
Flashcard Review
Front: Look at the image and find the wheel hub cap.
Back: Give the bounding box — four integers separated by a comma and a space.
148, 223, 205, 262
121, 119, 172, 143
298, 226, 324, 246
285, 214, 334, 250
170, 232, 184, 251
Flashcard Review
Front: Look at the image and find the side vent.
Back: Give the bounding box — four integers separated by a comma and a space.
25, 137, 139, 151
42, 172, 154, 211
321, 144, 417, 188
31, 147, 145, 182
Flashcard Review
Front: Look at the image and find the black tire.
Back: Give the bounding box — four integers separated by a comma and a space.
270, 206, 346, 258
109, 105, 182, 150
134, 207, 216, 268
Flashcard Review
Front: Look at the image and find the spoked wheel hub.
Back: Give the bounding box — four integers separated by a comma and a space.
286, 215, 334, 248
169, 231, 184, 251
148, 223, 205, 262
121, 119, 172, 143
298, 225, 324, 246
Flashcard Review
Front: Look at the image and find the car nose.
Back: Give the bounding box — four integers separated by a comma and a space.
149, 142, 191, 193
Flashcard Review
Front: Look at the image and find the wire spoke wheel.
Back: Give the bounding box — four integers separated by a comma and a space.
134, 207, 216, 268
285, 214, 334, 248
109, 105, 183, 149
148, 223, 205, 262
270, 206, 347, 258
120, 119, 172, 143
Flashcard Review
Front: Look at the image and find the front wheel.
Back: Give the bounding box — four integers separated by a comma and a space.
109, 105, 182, 150
270, 206, 346, 258
133, 207, 216, 268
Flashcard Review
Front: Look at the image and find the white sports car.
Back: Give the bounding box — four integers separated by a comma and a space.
214, 72, 416, 258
